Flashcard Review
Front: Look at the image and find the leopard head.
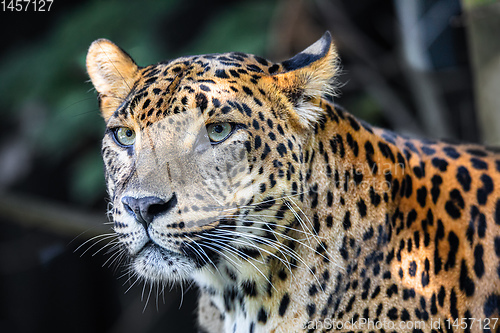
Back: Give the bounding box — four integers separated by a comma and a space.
86, 32, 338, 284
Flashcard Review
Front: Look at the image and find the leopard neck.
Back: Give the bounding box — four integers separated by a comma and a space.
293, 100, 410, 316
301, 101, 407, 233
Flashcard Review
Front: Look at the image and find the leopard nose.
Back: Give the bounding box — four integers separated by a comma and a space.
121, 194, 177, 228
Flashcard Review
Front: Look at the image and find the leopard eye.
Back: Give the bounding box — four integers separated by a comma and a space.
206, 123, 232, 143
114, 127, 136, 146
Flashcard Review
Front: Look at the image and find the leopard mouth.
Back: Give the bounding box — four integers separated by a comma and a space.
129, 215, 241, 281
136, 241, 178, 260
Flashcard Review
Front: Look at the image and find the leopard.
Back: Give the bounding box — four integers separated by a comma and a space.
86, 32, 500, 333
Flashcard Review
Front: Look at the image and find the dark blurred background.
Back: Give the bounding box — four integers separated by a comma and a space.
0, 0, 499, 332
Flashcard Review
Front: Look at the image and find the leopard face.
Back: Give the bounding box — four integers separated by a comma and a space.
87, 34, 336, 287
87, 33, 500, 333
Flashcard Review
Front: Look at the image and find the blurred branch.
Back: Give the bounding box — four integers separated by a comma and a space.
0, 192, 109, 238
394, 0, 453, 139
462, 0, 500, 145
315, 0, 423, 136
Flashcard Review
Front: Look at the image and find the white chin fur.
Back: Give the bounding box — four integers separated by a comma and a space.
132, 244, 194, 283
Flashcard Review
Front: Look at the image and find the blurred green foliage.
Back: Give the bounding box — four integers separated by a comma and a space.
462, 0, 499, 8
0, 0, 277, 206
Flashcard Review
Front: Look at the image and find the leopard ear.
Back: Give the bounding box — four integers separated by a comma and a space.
270, 32, 338, 128
86, 39, 138, 121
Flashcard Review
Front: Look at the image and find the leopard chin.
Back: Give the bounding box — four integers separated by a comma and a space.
132, 242, 195, 283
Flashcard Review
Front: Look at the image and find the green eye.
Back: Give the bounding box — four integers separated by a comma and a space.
206, 123, 233, 143
114, 127, 136, 146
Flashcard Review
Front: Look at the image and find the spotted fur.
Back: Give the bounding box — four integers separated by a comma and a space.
87, 32, 500, 333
